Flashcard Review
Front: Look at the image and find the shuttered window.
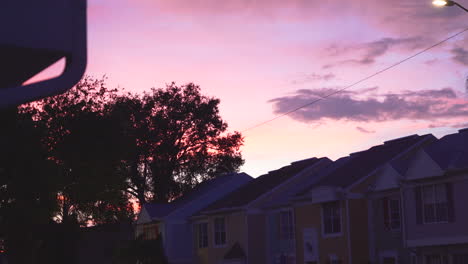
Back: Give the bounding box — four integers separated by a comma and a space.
382, 198, 401, 230
214, 217, 226, 246
322, 201, 341, 235
415, 183, 455, 224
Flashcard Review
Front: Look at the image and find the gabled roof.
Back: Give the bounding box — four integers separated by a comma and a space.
294, 156, 352, 197
260, 157, 333, 209
200, 157, 323, 212
144, 203, 175, 219
424, 128, 468, 172
295, 134, 434, 196
143, 172, 251, 220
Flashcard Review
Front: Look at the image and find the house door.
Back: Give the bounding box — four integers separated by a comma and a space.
382, 257, 397, 264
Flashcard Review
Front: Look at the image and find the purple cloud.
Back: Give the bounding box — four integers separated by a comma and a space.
269, 87, 468, 123
331, 37, 425, 65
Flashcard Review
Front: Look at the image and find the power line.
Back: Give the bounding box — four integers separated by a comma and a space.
242, 27, 468, 133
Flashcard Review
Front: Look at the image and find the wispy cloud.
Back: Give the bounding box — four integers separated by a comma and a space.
269, 87, 468, 123
356, 126, 375, 133
451, 47, 468, 66
291, 72, 336, 85
329, 37, 425, 65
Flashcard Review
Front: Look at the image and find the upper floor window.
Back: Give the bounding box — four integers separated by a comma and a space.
279, 210, 294, 240
383, 198, 401, 230
214, 217, 226, 246
198, 222, 208, 248
322, 201, 341, 235
422, 184, 449, 223
142, 224, 158, 240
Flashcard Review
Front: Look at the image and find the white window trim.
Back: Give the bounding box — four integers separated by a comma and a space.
321, 201, 343, 238
421, 184, 449, 225
213, 217, 227, 248
384, 198, 401, 231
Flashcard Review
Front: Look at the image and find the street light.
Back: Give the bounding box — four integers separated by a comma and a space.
432, 0, 468, 12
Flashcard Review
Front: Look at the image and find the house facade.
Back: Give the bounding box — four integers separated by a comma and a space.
192, 157, 332, 264
402, 129, 468, 264
292, 134, 435, 264
367, 129, 468, 264
135, 172, 252, 264
134, 129, 468, 264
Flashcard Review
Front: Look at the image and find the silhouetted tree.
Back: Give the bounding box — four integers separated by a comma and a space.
113, 234, 168, 264
0, 77, 243, 263
113, 83, 244, 203
21, 76, 134, 225
0, 108, 60, 264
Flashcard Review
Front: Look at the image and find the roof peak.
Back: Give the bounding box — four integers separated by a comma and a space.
384, 134, 419, 144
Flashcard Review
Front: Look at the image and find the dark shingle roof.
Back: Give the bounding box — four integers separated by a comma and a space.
294, 156, 352, 197
295, 134, 433, 196
144, 203, 175, 219
200, 158, 322, 212
425, 128, 468, 171
144, 172, 250, 219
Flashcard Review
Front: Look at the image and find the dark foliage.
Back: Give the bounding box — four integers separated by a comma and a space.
113, 235, 168, 264
0, 76, 243, 263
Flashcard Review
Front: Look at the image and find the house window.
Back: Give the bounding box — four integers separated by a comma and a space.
329, 254, 342, 264
198, 222, 208, 248
453, 254, 468, 264
322, 201, 341, 235
214, 217, 226, 246
142, 224, 158, 240
383, 198, 401, 230
278, 253, 296, 264
425, 254, 448, 264
422, 184, 448, 223
279, 210, 294, 240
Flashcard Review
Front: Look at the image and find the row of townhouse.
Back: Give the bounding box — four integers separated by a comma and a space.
135, 128, 468, 264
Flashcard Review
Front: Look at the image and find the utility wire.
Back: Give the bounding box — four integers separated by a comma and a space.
242, 26, 468, 133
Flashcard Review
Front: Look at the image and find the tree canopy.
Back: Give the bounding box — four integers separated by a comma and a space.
0, 76, 244, 263
1, 75, 244, 224
115, 82, 244, 203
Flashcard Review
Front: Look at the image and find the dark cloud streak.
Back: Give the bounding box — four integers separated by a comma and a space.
343, 37, 425, 65
356, 126, 375, 133
451, 47, 468, 66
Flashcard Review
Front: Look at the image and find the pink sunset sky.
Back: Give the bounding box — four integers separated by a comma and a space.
38, 0, 468, 177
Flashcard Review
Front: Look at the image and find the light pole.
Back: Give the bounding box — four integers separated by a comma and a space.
433, 0, 468, 12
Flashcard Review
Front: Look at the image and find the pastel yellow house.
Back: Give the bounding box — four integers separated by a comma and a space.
290, 134, 435, 264
191, 157, 332, 264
